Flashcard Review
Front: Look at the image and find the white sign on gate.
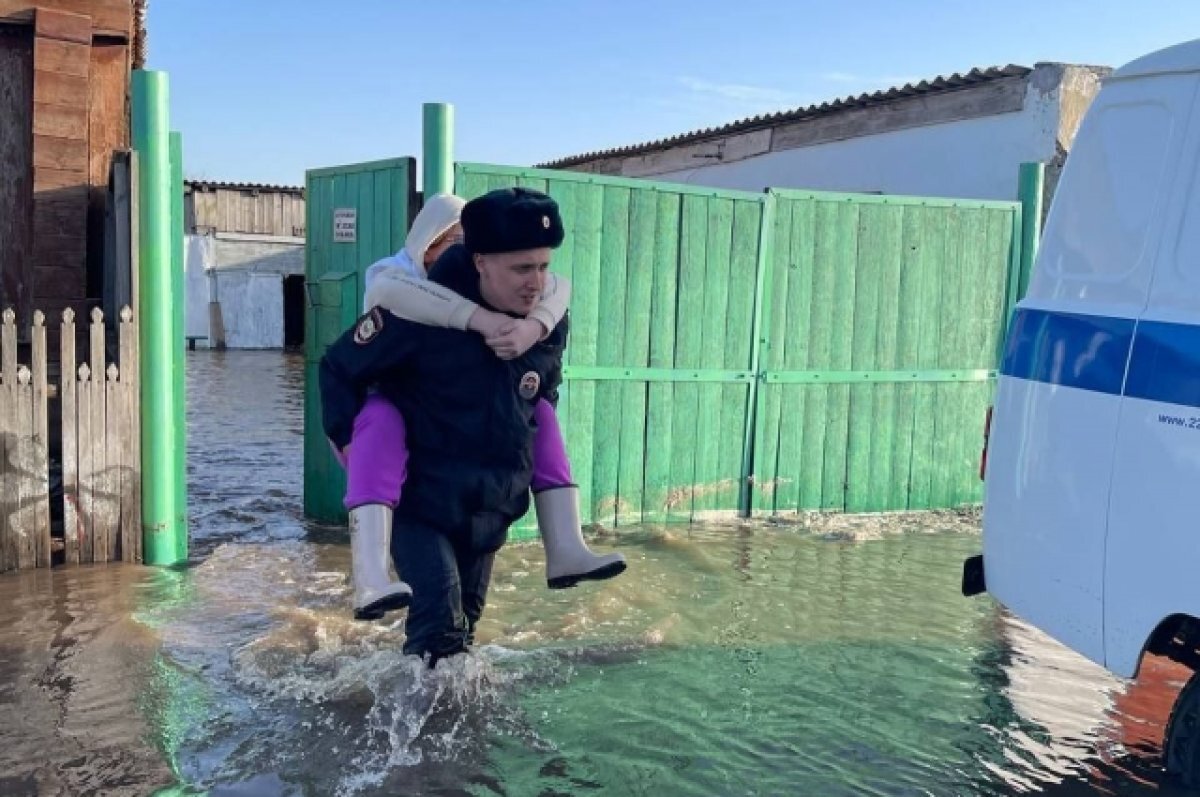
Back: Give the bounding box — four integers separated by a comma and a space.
333, 208, 357, 243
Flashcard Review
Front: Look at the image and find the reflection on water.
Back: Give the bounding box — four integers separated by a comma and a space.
0, 351, 1196, 796
186, 350, 313, 558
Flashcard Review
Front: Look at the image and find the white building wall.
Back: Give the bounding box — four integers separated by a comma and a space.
183, 232, 304, 349
643, 85, 1061, 201
184, 234, 214, 341
218, 271, 285, 349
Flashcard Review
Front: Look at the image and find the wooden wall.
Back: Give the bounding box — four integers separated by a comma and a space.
186, 183, 307, 238
0, 25, 32, 322
0, 1, 132, 339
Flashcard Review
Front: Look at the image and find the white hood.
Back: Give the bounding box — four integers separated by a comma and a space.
402, 193, 465, 274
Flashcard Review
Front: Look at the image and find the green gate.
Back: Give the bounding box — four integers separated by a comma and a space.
751, 190, 1021, 515
303, 158, 417, 523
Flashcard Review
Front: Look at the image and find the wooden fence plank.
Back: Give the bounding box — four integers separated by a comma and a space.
695, 197, 733, 513
948, 209, 987, 504
909, 207, 948, 509
0, 309, 12, 572
801, 201, 837, 509
591, 185, 630, 525
823, 201, 859, 511
16, 365, 35, 569
618, 188, 656, 525
32, 311, 49, 566
755, 200, 794, 513
722, 200, 759, 513
892, 208, 924, 509
89, 308, 111, 561
643, 193, 680, 520
61, 308, 79, 564
846, 205, 883, 512
668, 195, 707, 521
870, 205, 905, 512
780, 199, 817, 513
77, 361, 93, 563
1, 307, 14, 389
105, 363, 119, 560
931, 208, 966, 508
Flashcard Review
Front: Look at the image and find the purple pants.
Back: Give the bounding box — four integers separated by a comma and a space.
338, 393, 573, 509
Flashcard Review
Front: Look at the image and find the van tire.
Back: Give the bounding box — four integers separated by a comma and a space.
1165, 669, 1200, 786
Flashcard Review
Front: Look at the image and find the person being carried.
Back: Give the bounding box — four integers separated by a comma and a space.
333, 192, 625, 621
321, 187, 587, 663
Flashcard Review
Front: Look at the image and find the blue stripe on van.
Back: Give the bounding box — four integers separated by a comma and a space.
1000, 308, 1135, 396
1125, 320, 1200, 408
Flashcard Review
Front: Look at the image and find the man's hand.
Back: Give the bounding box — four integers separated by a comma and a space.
466, 307, 511, 339
486, 317, 547, 360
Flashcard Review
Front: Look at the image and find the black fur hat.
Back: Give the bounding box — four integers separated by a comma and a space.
462, 187, 565, 255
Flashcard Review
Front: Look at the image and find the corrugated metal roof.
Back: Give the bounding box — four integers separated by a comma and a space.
185, 180, 304, 195
537, 65, 1033, 168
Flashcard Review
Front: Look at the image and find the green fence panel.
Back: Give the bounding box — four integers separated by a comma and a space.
303, 158, 417, 524
753, 190, 1020, 514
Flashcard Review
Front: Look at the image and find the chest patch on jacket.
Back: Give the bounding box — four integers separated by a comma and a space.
519, 370, 540, 400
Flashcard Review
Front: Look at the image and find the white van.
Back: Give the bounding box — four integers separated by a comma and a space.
964, 38, 1200, 783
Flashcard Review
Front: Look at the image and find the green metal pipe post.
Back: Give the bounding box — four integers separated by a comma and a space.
422, 103, 454, 198
1017, 162, 1045, 302
132, 70, 185, 565
169, 131, 188, 561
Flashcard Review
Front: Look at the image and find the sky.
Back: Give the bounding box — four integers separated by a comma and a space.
150, 0, 1200, 187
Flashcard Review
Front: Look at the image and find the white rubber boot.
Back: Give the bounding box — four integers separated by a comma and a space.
535, 486, 627, 589
350, 504, 412, 620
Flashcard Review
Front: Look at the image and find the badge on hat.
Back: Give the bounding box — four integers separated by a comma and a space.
354, 307, 384, 345
542, 215, 551, 229
519, 370, 541, 400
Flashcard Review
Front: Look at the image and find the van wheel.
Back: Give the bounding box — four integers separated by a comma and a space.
1165, 669, 1200, 786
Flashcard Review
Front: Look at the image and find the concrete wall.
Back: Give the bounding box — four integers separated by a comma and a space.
184, 232, 303, 349
560, 65, 1107, 203
640, 108, 1058, 201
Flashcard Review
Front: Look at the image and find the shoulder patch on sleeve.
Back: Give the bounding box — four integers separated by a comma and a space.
354, 307, 385, 345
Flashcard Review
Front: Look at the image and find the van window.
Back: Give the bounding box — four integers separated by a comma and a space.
1173, 135, 1200, 288
1047, 100, 1174, 282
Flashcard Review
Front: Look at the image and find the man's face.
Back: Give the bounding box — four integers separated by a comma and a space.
474, 247, 551, 315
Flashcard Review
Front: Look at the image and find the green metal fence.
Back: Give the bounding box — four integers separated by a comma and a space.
303, 159, 1025, 529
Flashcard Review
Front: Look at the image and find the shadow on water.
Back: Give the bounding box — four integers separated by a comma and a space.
1, 351, 1198, 796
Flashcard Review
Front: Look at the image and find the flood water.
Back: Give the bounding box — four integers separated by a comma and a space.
1, 350, 1198, 796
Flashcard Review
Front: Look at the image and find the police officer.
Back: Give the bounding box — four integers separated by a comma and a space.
320, 187, 569, 665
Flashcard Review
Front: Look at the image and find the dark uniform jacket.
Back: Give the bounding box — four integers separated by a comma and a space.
319, 244, 567, 546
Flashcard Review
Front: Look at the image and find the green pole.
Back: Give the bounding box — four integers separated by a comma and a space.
1017, 162, 1045, 302
132, 70, 184, 566
422, 102, 454, 198
169, 131, 188, 561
